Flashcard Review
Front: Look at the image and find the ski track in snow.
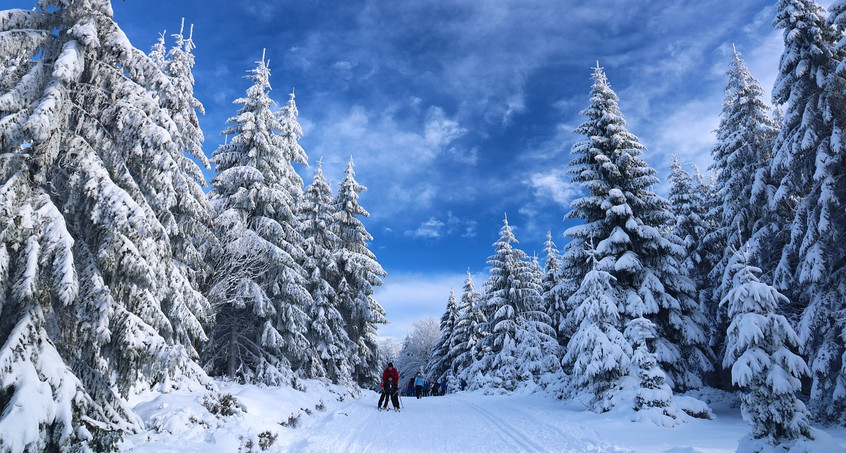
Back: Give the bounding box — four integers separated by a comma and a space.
454, 397, 554, 452
283, 392, 630, 453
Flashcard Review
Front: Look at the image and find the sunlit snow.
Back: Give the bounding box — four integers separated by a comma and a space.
121, 379, 846, 452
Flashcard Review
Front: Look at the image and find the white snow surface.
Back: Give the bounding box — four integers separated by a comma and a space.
120, 379, 846, 453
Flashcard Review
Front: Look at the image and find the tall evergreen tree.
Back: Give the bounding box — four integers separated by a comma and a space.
299, 161, 353, 384
708, 46, 779, 293
562, 64, 713, 392
149, 30, 167, 69
333, 157, 387, 386
148, 19, 216, 358
668, 156, 712, 310
721, 251, 812, 447
767, 0, 834, 300
427, 288, 460, 384
0, 2, 213, 449
161, 19, 209, 173
204, 54, 311, 385
451, 270, 485, 379
705, 48, 780, 387
541, 232, 568, 346
276, 89, 309, 210
767, 0, 846, 424
797, 0, 846, 424
468, 216, 560, 391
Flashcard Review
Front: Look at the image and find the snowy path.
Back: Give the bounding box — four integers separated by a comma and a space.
281, 393, 631, 453
123, 383, 846, 453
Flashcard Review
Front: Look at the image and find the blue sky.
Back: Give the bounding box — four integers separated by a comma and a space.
95, 0, 812, 341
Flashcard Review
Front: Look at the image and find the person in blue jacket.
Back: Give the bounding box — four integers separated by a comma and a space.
440, 377, 447, 395
414, 371, 425, 399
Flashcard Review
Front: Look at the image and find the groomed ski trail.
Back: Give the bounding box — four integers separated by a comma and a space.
282, 392, 633, 453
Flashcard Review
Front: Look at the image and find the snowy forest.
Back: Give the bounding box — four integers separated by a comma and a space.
1, 0, 846, 452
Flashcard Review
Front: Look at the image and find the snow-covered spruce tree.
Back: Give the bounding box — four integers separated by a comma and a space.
0, 2, 214, 450
298, 161, 354, 384
668, 156, 723, 388
625, 318, 672, 418
149, 29, 167, 69
721, 251, 812, 449
0, 163, 143, 452
624, 316, 714, 425
765, 0, 846, 424
332, 157, 387, 387
707, 46, 779, 299
427, 288, 459, 385
276, 90, 309, 215
520, 252, 561, 385
541, 232, 568, 346
704, 48, 780, 389
146, 19, 216, 357
668, 156, 712, 318
204, 54, 311, 385
563, 255, 631, 412
562, 64, 713, 393
451, 270, 486, 384
777, 0, 846, 425
766, 0, 834, 305
468, 216, 560, 391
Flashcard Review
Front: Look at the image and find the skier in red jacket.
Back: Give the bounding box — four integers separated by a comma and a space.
378, 363, 400, 410
382, 362, 399, 384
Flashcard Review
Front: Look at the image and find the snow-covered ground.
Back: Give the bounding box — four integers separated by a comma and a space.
121, 380, 846, 452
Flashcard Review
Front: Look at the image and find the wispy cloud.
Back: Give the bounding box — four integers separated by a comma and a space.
525, 169, 581, 208
406, 218, 445, 239
644, 98, 721, 189
375, 271, 487, 341
405, 212, 478, 240
424, 107, 466, 146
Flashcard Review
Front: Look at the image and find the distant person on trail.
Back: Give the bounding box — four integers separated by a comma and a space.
378, 363, 399, 409
460, 378, 467, 391
423, 380, 431, 397
440, 377, 447, 395
406, 378, 414, 396
414, 372, 425, 399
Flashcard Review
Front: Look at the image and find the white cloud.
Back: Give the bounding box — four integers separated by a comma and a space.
448, 145, 479, 165
744, 31, 783, 106
404, 211, 478, 239
644, 98, 720, 188
424, 106, 466, 146
333, 61, 355, 71
525, 169, 581, 207
300, 103, 447, 219
374, 271, 486, 342
244, 3, 281, 23
406, 218, 445, 239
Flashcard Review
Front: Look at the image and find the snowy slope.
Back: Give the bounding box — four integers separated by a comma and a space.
121, 380, 846, 452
